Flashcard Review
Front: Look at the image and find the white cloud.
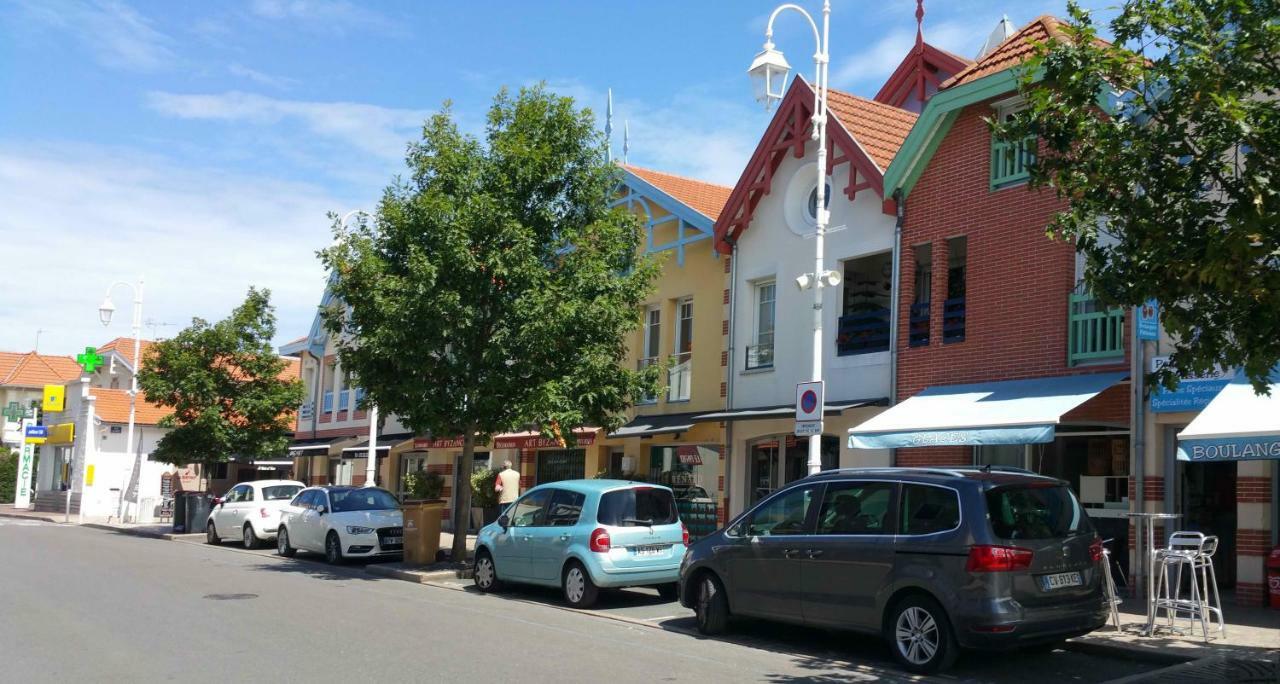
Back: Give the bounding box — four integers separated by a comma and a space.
246, 0, 398, 35
0, 142, 348, 356
146, 91, 429, 162
228, 64, 298, 90
14, 0, 175, 71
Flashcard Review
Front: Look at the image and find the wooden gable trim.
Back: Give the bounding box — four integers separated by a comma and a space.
875, 43, 973, 110
713, 78, 890, 254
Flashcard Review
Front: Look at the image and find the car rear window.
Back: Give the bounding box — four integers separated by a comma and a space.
262, 485, 302, 501
596, 487, 678, 527
986, 484, 1093, 540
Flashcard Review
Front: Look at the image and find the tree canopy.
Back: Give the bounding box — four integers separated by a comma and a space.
319, 85, 660, 559
997, 0, 1280, 391
138, 288, 304, 467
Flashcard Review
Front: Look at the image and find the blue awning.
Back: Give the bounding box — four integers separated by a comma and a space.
848, 372, 1127, 450
1177, 367, 1280, 462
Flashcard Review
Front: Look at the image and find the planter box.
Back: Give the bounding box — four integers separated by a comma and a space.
402, 500, 444, 566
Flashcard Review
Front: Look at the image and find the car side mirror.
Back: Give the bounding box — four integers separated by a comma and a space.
316, 505, 326, 516
212, 497, 224, 506
497, 515, 510, 529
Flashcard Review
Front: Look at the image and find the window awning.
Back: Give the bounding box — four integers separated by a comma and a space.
1177, 368, 1280, 462
610, 413, 699, 439
848, 372, 1127, 449
287, 436, 343, 456
696, 398, 883, 423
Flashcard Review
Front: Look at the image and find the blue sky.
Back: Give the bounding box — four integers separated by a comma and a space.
0, 0, 1109, 357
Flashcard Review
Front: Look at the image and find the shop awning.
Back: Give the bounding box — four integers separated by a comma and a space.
252, 460, 293, 467
610, 413, 699, 438
848, 372, 1127, 449
492, 429, 598, 449
1177, 367, 1280, 462
695, 398, 883, 423
287, 436, 343, 457
341, 432, 414, 455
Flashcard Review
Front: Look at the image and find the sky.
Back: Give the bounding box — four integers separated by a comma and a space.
0, 0, 1112, 358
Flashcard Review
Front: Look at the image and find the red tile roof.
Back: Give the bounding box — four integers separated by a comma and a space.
825, 87, 920, 170
90, 387, 173, 425
943, 16, 1065, 88
279, 357, 301, 382
621, 165, 733, 221
0, 351, 83, 388
97, 337, 157, 370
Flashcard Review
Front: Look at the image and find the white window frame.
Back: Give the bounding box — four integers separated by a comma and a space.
748, 280, 776, 369
669, 298, 693, 402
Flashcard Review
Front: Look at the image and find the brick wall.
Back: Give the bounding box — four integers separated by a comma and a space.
893, 97, 1129, 467
1238, 476, 1272, 503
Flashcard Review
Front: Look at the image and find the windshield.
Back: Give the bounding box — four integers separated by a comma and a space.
597, 487, 678, 527
262, 485, 302, 501
986, 484, 1093, 540
330, 488, 399, 512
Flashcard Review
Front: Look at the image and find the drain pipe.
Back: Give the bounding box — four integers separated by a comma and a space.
887, 189, 905, 468
724, 237, 739, 520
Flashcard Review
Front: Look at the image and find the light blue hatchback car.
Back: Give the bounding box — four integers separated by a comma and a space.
473, 480, 689, 608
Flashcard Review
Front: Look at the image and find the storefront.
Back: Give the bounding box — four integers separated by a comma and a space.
334, 432, 412, 487
288, 435, 358, 485
493, 429, 602, 488
705, 400, 889, 519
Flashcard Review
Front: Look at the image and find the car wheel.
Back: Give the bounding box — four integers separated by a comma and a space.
242, 523, 261, 550
562, 561, 598, 609
693, 572, 729, 635
887, 595, 958, 675
324, 531, 344, 565
206, 521, 219, 545
473, 550, 502, 593
276, 526, 296, 557
656, 583, 679, 601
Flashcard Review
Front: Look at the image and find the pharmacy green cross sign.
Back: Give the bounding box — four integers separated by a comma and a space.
76, 347, 104, 373
2, 402, 23, 422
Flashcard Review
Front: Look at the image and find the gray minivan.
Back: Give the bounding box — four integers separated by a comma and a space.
678, 467, 1108, 674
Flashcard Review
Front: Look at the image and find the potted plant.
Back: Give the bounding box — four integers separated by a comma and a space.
401, 470, 445, 566
470, 467, 502, 529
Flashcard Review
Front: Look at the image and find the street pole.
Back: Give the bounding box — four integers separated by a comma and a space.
757, 1, 832, 476
101, 278, 144, 522
365, 405, 378, 487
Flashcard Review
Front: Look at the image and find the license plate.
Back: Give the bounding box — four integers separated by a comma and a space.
633, 544, 667, 557
382, 537, 402, 546
1041, 571, 1083, 590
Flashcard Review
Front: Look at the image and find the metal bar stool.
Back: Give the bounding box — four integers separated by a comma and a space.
1100, 538, 1123, 632
1150, 531, 1224, 642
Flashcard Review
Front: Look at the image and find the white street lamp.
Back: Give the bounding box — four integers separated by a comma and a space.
100, 278, 144, 520
337, 210, 380, 488
754, 0, 832, 476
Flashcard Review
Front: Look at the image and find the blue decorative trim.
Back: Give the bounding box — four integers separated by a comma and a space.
611, 169, 719, 266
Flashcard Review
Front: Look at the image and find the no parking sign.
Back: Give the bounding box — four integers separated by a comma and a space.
795, 381, 824, 436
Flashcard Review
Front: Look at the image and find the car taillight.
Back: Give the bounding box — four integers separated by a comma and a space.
1089, 538, 1104, 563
681, 522, 690, 547
966, 545, 1034, 572
589, 528, 611, 553
259, 508, 270, 519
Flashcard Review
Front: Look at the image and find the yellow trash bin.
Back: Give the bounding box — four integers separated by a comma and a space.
403, 500, 444, 565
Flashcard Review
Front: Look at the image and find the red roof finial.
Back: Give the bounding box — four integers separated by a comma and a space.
915, 0, 925, 51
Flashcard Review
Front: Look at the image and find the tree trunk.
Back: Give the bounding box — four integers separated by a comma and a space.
450, 431, 475, 563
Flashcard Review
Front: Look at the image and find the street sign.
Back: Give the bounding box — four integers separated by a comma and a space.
14, 418, 36, 508
43, 384, 65, 412
25, 425, 47, 438
795, 380, 824, 437
1149, 356, 1234, 413
794, 420, 823, 437
1137, 299, 1160, 341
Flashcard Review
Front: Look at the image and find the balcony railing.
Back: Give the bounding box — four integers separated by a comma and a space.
322, 391, 334, 413
637, 357, 658, 404
745, 341, 774, 370
668, 352, 692, 402
836, 307, 891, 356
1069, 291, 1125, 365
990, 135, 1035, 188
909, 302, 930, 347
942, 297, 966, 344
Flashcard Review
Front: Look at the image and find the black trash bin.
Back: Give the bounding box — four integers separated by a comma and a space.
172, 491, 190, 533
184, 493, 213, 534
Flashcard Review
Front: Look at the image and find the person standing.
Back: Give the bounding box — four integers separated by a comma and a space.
496, 460, 520, 507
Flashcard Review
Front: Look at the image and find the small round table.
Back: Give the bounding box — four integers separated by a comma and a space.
1125, 511, 1182, 636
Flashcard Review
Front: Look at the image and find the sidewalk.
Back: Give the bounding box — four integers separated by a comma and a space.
1067, 598, 1278, 667
0, 504, 63, 523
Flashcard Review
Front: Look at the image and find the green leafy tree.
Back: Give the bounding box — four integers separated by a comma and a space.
0, 447, 15, 504
320, 85, 661, 561
997, 0, 1280, 391
138, 288, 304, 472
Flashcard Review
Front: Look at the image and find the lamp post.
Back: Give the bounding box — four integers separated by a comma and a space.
749, 1, 839, 476
337, 210, 380, 488
99, 278, 144, 520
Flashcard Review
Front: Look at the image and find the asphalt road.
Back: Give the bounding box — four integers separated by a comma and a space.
0, 519, 1161, 683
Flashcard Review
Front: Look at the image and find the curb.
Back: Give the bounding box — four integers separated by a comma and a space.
365, 565, 460, 584
0, 511, 62, 523
80, 523, 202, 541
1062, 638, 1198, 666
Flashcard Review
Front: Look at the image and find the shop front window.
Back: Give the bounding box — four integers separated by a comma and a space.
649, 445, 721, 541
535, 449, 585, 485
749, 435, 839, 504
398, 454, 426, 499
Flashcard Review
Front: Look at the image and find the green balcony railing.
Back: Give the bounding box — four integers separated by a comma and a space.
1068, 292, 1125, 365
990, 135, 1036, 189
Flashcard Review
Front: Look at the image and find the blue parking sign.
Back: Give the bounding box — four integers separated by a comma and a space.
1137, 299, 1159, 341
